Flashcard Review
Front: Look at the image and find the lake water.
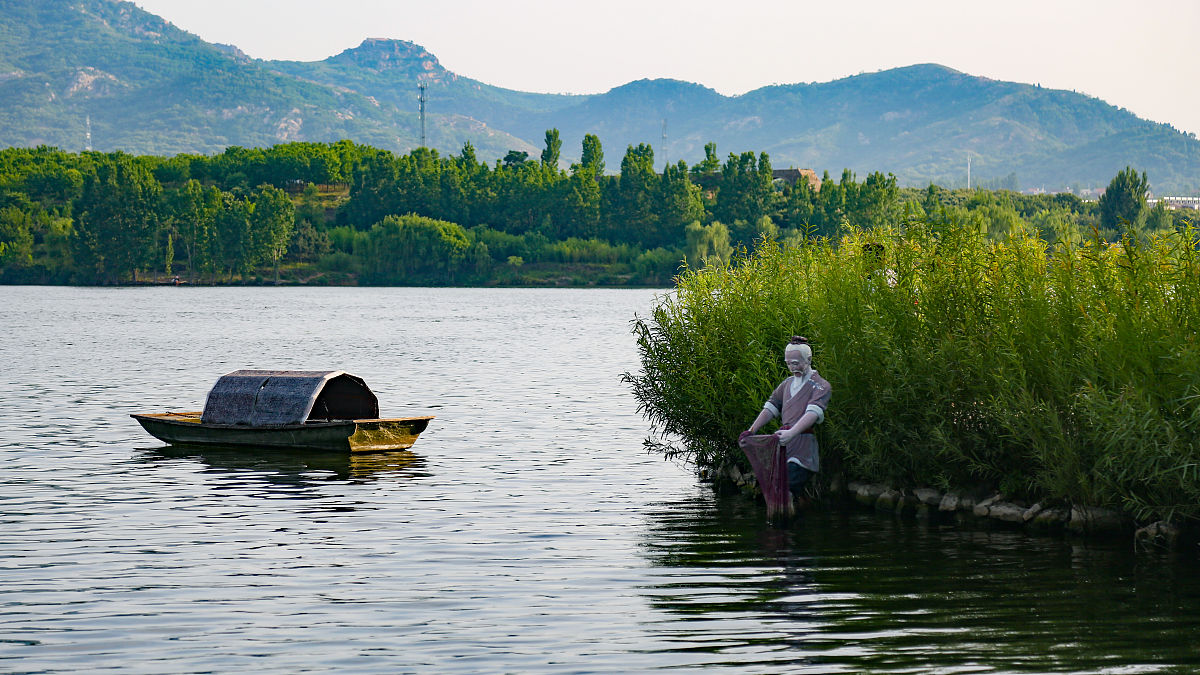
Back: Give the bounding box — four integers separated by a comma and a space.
2, 286, 1200, 674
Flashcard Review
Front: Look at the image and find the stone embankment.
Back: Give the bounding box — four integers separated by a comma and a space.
846, 481, 1124, 534
714, 463, 1187, 550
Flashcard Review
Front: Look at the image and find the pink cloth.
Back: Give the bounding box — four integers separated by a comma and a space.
740, 433, 793, 520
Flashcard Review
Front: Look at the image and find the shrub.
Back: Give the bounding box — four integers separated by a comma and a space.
625, 215, 1200, 521
316, 251, 358, 273
362, 214, 469, 284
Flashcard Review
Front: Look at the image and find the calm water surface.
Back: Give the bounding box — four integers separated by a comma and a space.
2, 286, 1199, 673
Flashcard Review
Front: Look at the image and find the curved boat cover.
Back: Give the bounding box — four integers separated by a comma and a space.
201, 370, 380, 426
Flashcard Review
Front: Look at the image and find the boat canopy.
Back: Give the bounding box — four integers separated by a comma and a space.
201, 370, 380, 426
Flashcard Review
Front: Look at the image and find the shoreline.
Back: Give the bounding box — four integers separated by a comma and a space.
0, 278, 671, 290
711, 464, 1195, 551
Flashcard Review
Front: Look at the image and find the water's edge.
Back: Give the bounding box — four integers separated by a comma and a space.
712, 465, 1193, 551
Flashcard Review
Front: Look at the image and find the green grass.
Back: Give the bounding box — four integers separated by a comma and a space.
625, 214, 1200, 522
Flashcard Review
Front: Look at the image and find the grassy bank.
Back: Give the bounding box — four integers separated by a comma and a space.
625, 214, 1200, 523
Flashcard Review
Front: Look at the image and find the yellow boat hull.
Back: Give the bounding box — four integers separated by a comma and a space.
131, 412, 433, 453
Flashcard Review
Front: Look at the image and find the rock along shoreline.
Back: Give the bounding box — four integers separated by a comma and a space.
710, 463, 1192, 552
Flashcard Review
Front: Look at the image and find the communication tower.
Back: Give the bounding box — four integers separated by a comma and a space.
85, 115, 92, 152
662, 119, 668, 168
418, 84, 427, 148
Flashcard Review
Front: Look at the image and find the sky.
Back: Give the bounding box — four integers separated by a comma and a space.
131, 0, 1200, 137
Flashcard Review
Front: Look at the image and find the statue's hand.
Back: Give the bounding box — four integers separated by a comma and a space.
775, 424, 796, 444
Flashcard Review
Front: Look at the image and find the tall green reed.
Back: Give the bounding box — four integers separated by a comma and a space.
625, 216, 1200, 521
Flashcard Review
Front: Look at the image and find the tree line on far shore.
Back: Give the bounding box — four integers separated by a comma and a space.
0, 133, 1188, 286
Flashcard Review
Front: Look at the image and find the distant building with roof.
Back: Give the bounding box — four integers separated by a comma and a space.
771, 168, 821, 190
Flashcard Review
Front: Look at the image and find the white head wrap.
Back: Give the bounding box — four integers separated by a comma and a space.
784, 337, 812, 363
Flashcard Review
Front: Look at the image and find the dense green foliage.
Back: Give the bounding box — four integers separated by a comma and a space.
626, 212, 1200, 522
1098, 166, 1150, 231
5, 0, 1200, 191
1, 138, 1191, 287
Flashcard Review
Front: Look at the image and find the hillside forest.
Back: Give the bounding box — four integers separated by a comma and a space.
0, 132, 1190, 286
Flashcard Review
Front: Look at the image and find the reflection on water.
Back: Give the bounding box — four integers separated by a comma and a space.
3, 287, 1200, 673
139, 446, 430, 486
637, 491, 1200, 673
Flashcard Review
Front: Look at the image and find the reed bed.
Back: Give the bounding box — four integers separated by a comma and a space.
625, 215, 1200, 522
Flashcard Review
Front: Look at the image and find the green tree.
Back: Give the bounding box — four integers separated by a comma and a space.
24, 163, 83, 208
692, 142, 721, 177
1098, 166, 1149, 232
252, 184, 296, 283
564, 166, 602, 239
171, 179, 222, 283
153, 154, 195, 185
73, 153, 162, 283
0, 206, 34, 270
615, 143, 659, 246
1031, 206, 1080, 244
502, 150, 530, 169
491, 158, 550, 235
340, 148, 399, 230
780, 173, 816, 232
683, 220, 732, 265
364, 214, 470, 283
580, 134, 605, 176
715, 151, 775, 243
657, 161, 705, 248
214, 192, 253, 281
849, 171, 899, 229
457, 142, 478, 168
294, 183, 325, 226
541, 129, 562, 168
287, 219, 331, 264
815, 170, 843, 237
37, 215, 74, 279
922, 183, 943, 216
978, 202, 1024, 240
560, 134, 606, 239
1145, 200, 1174, 233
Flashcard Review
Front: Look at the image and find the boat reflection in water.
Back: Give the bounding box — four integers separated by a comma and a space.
137, 444, 430, 496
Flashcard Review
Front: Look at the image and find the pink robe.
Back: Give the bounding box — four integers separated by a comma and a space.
740, 370, 832, 519
766, 370, 831, 473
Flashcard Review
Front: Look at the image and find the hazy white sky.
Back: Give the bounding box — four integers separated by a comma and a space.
132, 0, 1200, 136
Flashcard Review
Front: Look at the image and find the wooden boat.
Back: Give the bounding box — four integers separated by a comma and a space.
131, 370, 433, 453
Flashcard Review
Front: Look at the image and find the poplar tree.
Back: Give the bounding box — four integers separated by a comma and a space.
616, 143, 658, 246
252, 184, 295, 283
540, 128, 562, 168
580, 134, 604, 176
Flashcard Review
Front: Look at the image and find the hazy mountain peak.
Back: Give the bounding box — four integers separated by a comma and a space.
212, 42, 253, 64
889, 63, 965, 76
74, 0, 201, 47
326, 38, 446, 77
608, 78, 722, 96
1, 0, 1197, 191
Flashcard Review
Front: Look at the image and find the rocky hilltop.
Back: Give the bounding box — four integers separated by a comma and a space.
2, 0, 1197, 191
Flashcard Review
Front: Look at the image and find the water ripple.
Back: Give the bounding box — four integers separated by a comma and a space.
1, 288, 1199, 673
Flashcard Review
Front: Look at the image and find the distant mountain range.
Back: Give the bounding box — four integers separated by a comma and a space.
3, 0, 1198, 192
